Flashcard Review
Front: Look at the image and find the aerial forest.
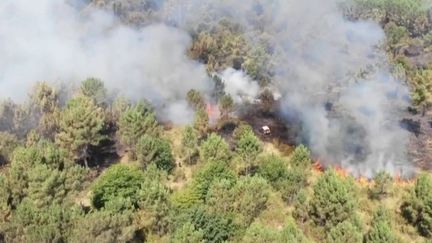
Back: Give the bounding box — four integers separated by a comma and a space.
1, 0, 432, 242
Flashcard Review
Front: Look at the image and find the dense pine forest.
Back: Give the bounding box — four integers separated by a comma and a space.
1, 0, 432, 242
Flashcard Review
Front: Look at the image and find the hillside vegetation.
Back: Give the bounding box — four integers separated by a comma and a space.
1, 0, 432, 242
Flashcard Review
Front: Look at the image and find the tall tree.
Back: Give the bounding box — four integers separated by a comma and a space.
80, 78, 108, 106
118, 101, 159, 154
327, 221, 362, 243
29, 82, 60, 138
181, 126, 199, 165
289, 145, 312, 170
365, 206, 397, 243
91, 164, 145, 210
235, 128, 262, 164
309, 170, 357, 230
0, 132, 18, 165
136, 135, 174, 172
55, 96, 105, 167
218, 94, 234, 119
193, 108, 209, 137
401, 173, 432, 237
206, 176, 271, 226
187, 89, 205, 110
30, 82, 59, 114
199, 133, 231, 163
369, 171, 393, 200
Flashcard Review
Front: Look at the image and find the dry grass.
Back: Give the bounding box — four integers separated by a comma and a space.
254, 191, 293, 230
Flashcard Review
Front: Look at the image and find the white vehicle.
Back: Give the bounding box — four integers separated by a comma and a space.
260, 126, 271, 135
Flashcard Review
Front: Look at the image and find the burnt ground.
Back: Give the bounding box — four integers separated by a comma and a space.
403, 108, 432, 170
239, 111, 297, 146
215, 104, 298, 151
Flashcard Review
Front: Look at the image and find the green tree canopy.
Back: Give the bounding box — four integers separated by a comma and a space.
55, 96, 105, 167
69, 207, 138, 243
199, 133, 231, 163
289, 145, 312, 170
369, 171, 393, 200
0, 131, 19, 165
136, 134, 174, 172
235, 128, 262, 163
171, 222, 205, 243
91, 164, 145, 210
309, 170, 357, 230
3, 200, 78, 243
365, 207, 397, 243
219, 94, 234, 118
187, 89, 206, 110
257, 154, 288, 186
192, 162, 236, 200
401, 173, 432, 237
118, 101, 159, 154
80, 78, 108, 105
193, 108, 209, 137
206, 176, 271, 226
181, 125, 200, 165
327, 221, 362, 243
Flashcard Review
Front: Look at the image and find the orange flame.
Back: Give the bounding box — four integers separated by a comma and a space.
313, 159, 416, 186
357, 176, 370, 186
313, 160, 324, 172
394, 170, 415, 186
206, 103, 220, 123
334, 165, 349, 178
206, 103, 215, 117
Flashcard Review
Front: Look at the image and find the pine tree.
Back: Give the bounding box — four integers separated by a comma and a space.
136, 134, 174, 172
193, 108, 209, 137
0, 131, 18, 165
289, 144, 312, 170
55, 96, 105, 167
235, 128, 262, 164
117, 101, 159, 154
199, 133, 231, 163
401, 173, 432, 237
219, 94, 234, 119
187, 89, 205, 110
369, 171, 393, 200
365, 207, 397, 243
327, 221, 362, 243
309, 170, 357, 229
181, 126, 199, 165
80, 78, 107, 105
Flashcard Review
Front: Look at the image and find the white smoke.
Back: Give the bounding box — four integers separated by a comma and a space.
161, 0, 413, 176
0, 0, 415, 176
0, 0, 212, 122
220, 68, 260, 103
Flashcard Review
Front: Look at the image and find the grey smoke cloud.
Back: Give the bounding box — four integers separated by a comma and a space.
0, 0, 414, 175
0, 0, 211, 123
162, 0, 412, 176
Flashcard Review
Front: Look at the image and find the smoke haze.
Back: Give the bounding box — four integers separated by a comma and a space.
0, 0, 414, 175
0, 0, 211, 123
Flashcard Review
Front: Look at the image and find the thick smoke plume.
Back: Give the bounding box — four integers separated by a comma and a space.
0, 0, 413, 176
220, 68, 260, 103
162, 0, 412, 176
0, 0, 211, 123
